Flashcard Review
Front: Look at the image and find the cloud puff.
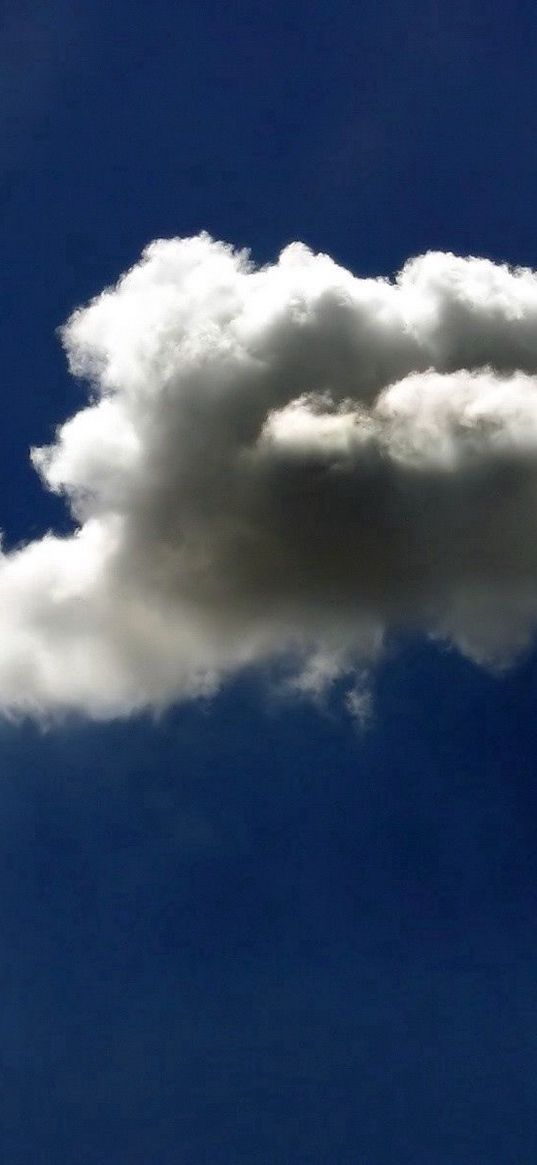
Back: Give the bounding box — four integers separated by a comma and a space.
3, 233, 537, 716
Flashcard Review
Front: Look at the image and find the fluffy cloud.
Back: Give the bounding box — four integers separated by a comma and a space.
3, 233, 537, 716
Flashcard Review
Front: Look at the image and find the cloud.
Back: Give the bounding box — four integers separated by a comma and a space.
3, 233, 537, 716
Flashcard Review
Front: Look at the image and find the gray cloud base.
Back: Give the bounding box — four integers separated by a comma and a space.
3, 234, 537, 716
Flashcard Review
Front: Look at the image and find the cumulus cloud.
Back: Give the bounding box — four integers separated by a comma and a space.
3, 233, 537, 716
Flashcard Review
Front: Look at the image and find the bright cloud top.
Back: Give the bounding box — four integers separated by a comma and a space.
4, 233, 537, 716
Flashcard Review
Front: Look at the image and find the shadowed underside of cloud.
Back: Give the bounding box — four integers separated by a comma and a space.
4, 233, 537, 717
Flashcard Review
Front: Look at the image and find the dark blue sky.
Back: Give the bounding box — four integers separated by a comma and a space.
2, 1, 537, 1160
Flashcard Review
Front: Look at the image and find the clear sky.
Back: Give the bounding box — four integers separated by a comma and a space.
3, 1, 537, 1161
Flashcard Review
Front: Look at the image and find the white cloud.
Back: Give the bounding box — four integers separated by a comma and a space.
3, 233, 537, 717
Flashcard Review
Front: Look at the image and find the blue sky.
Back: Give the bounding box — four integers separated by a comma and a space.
3, 1, 537, 1160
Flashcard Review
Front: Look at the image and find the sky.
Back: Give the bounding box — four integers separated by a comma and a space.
2, 0, 537, 1160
